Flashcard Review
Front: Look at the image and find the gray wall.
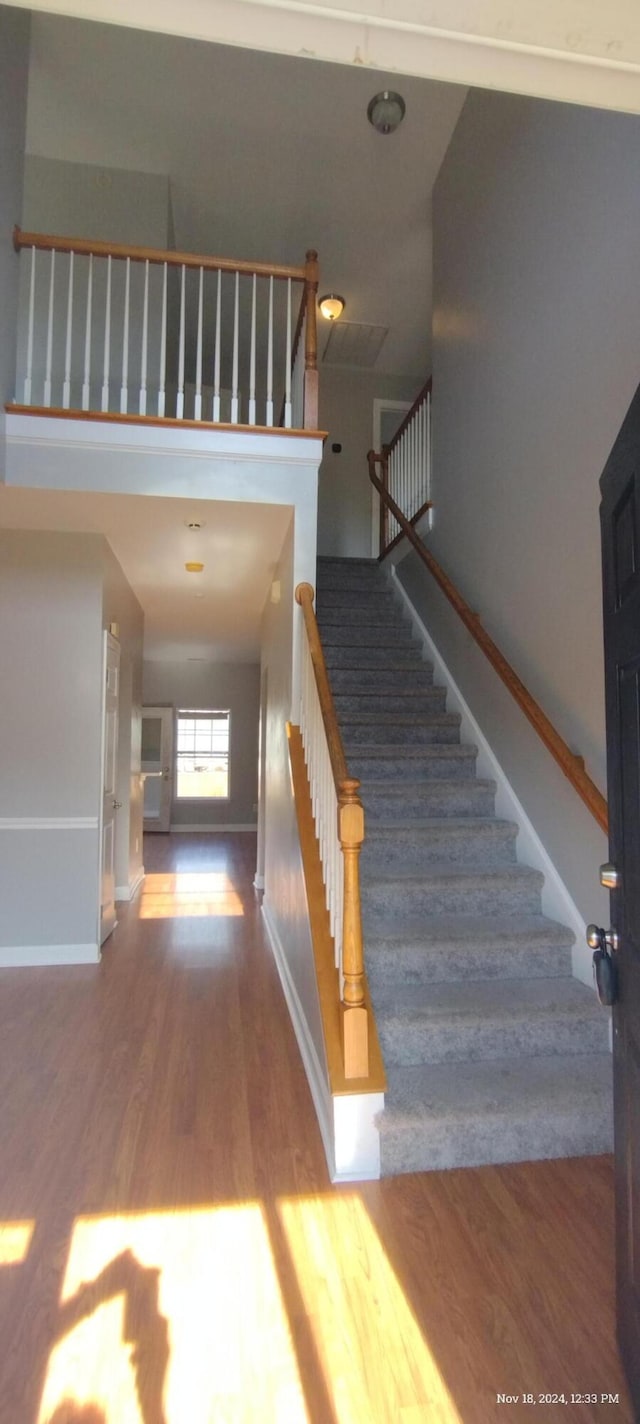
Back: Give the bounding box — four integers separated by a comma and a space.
141, 660, 260, 827
0, 529, 103, 950
103, 542, 144, 895
397, 88, 640, 924
318, 367, 420, 558
0, 7, 30, 418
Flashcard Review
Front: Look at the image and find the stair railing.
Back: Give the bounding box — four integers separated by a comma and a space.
295, 581, 368, 1079
379, 377, 432, 556
368, 450, 609, 835
12, 226, 320, 431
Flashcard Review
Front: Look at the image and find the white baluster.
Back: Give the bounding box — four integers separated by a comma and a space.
213, 269, 221, 422
139, 259, 149, 415
120, 255, 130, 414
231, 270, 239, 424
82, 255, 93, 411
44, 248, 55, 408
284, 277, 292, 429
266, 275, 274, 425
24, 245, 36, 405
176, 263, 185, 420
158, 261, 167, 418
248, 272, 256, 426
62, 250, 74, 409
427, 390, 432, 518
194, 265, 203, 422
101, 254, 112, 412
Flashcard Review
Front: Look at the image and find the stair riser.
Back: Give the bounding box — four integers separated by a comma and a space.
378, 1011, 610, 1068
328, 667, 434, 691
361, 824, 518, 872
366, 941, 574, 988
318, 605, 406, 626
318, 590, 396, 611
362, 785, 496, 819
379, 1112, 614, 1176
362, 875, 542, 920
350, 752, 477, 781
320, 625, 416, 647
324, 648, 426, 669
334, 692, 447, 716
344, 722, 460, 746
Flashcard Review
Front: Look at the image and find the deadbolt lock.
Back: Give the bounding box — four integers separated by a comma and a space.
599, 862, 619, 891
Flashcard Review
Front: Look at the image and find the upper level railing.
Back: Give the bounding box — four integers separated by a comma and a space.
379, 377, 432, 555
368, 450, 609, 835
12, 227, 319, 432
295, 581, 369, 1079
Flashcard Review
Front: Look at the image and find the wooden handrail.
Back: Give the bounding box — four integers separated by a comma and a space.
13, 225, 307, 283
368, 451, 609, 835
388, 376, 432, 454
295, 581, 368, 1077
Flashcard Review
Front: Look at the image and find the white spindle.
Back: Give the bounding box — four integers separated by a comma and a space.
284, 277, 292, 428
158, 262, 167, 418
176, 264, 185, 420
139, 260, 149, 416
101, 254, 112, 412
23, 245, 36, 405
248, 273, 257, 426
231, 270, 239, 424
44, 249, 55, 408
427, 389, 432, 523
266, 275, 274, 425
213, 270, 221, 422
82, 255, 93, 411
194, 266, 203, 422
120, 255, 131, 414
62, 250, 74, 409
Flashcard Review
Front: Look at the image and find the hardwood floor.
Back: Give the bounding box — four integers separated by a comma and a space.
0, 833, 632, 1423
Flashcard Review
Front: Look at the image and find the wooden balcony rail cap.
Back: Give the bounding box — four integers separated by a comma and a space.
367, 450, 609, 836
13, 225, 308, 282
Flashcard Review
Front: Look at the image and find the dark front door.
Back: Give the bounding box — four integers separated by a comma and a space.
600, 384, 640, 1408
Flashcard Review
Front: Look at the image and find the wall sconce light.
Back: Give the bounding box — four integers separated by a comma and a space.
185, 562, 204, 573
318, 293, 345, 321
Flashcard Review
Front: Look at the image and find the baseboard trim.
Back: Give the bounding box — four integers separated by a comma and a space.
262, 898, 382, 1183
391, 564, 593, 987
0, 942, 100, 967
169, 823, 258, 833
115, 866, 145, 903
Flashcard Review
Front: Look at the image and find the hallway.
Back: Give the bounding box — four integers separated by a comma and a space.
0, 833, 631, 1423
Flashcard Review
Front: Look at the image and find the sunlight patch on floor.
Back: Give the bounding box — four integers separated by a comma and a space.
0, 1219, 34, 1266
37, 1205, 308, 1424
278, 1193, 463, 1424
138, 872, 245, 919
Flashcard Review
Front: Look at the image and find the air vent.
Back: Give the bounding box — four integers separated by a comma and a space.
322, 321, 388, 369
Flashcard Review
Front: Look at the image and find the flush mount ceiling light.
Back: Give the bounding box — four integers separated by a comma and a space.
318, 293, 345, 322
185, 519, 205, 530
185, 561, 204, 573
367, 90, 406, 135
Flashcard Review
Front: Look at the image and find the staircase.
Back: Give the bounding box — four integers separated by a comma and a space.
316, 556, 613, 1177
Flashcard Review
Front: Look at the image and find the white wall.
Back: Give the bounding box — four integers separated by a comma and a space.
0, 7, 30, 420
0, 528, 103, 956
141, 660, 260, 828
318, 367, 421, 557
397, 88, 640, 926
103, 541, 144, 897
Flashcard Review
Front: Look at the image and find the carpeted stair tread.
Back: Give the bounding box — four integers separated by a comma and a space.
378, 1054, 613, 1174
334, 691, 448, 716
343, 715, 462, 747
362, 818, 518, 869
329, 667, 435, 690
323, 647, 429, 669
373, 977, 609, 1065
365, 913, 575, 985
361, 778, 496, 818
362, 862, 544, 920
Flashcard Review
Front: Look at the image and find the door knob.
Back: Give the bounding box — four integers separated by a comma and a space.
112, 799, 123, 810
586, 924, 618, 1006
600, 862, 619, 890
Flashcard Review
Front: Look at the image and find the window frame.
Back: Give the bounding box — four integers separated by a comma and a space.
174, 707, 231, 803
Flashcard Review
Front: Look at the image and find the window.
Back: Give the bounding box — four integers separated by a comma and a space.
175, 709, 230, 800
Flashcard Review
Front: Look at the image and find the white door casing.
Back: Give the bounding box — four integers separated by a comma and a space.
99, 631, 120, 946
142, 706, 174, 833
371, 399, 411, 556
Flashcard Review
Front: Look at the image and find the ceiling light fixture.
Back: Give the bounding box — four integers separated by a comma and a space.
367, 90, 406, 135
185, 561, 204, 573
318, 294, 345, 321
185, 519, 205, 530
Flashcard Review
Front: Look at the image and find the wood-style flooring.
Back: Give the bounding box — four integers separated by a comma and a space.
0, 832, 632, 1424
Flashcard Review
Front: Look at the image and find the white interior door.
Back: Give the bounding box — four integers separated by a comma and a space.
142, 706, 174, 833
100, 631, 120, 946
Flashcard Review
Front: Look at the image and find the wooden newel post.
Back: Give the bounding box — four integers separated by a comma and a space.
339, 777, 368, 1078
303, 248, 319, 430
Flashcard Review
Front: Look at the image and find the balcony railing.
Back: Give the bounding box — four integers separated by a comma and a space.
12, 227, 320, 432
